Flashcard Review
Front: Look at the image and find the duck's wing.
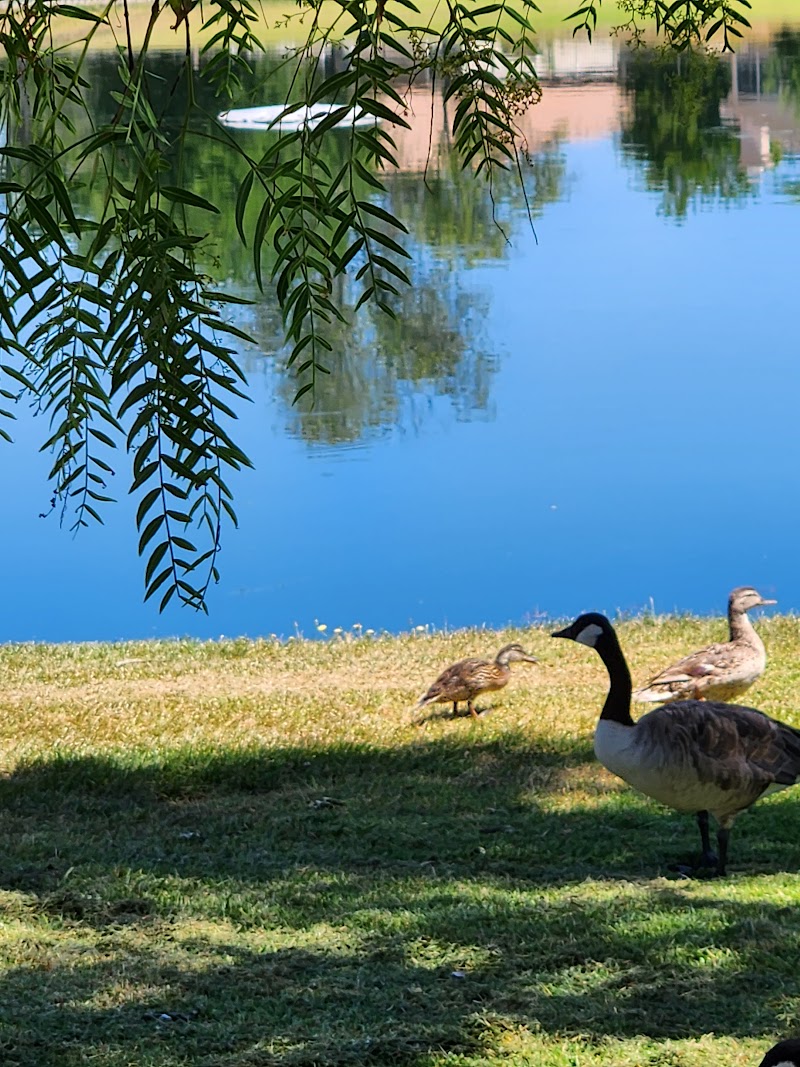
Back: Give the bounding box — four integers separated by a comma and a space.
418, 657, 485, 705
633, 641, 743, 702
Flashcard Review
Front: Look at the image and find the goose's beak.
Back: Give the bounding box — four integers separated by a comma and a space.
760, 598, 777, 606
551, 626, 571, 640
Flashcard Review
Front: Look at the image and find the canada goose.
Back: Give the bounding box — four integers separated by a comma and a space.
759, 1039, 800, 1067
552, 612, 800, 876
417, 643, 538, 718
634, 586, 776, 704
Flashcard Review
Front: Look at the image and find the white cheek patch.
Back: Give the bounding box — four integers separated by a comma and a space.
576, 623, 604, 647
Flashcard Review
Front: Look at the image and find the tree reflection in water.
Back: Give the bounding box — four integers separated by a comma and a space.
620, 47, 752, 217
248, 137, 565, 449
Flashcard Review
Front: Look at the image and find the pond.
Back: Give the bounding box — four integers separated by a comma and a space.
3, 21, 800, 642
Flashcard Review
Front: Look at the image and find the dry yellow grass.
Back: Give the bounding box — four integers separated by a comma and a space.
47, 0, 792, 50
2, 614, 797, 760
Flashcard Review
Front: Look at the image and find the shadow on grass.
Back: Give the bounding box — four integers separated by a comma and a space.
0, 735, 800, 1063
0, 941, 488, 1066
414, 701, 507, 724
0, 891, 800, 1066
0, 731, 600, 889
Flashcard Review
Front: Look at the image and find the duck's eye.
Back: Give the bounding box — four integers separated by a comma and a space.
576, 623, 604, 647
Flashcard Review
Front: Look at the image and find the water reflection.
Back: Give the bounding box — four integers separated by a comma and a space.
746, 27, 800, 106
619, 49, 753, 216
66, 39, 795, 455
159, 66, 570, 448
246, 266, 497, 449
756, 29, 800, 201
259, 135, 567, 447
4, 25, 800, 639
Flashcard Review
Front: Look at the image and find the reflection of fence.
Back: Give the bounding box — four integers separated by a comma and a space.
534, 38, 620, 83
721, 47, 800, 173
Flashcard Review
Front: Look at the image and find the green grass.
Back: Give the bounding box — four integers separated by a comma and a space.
54, 0, 800, 50
0, 615, 798, 1065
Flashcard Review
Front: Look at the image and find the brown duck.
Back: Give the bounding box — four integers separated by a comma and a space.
552, 612, 800, 876
633, 586, 776, 704
417, 643, 538, 718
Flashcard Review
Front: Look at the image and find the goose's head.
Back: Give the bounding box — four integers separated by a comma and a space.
551, 613, 613, 649
495, 643, 538, 666
758, 1039, 800, 1067
729, 586, 777, 614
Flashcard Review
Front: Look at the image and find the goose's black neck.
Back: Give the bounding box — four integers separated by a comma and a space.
596, 628, 635, 727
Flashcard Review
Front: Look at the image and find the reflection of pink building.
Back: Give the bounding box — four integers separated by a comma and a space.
517, 84, 627, 144
389, 36, 626, 171
391, 83, 627, 172
390, 43, 800, 181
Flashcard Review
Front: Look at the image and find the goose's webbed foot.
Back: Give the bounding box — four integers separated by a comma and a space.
667, 855, 721, 878
668, 812, 725, 877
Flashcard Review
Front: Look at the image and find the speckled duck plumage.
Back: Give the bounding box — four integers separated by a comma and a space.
633, 586, 776, 704
417, 643, 538, 718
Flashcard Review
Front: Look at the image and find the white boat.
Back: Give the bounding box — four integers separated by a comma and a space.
217, 103, 380, 131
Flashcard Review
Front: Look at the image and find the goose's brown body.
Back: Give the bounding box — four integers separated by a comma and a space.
594, 700, 800, 823
417, 643, 537, 718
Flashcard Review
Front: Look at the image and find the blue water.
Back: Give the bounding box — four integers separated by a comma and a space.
2, 40, 799, 642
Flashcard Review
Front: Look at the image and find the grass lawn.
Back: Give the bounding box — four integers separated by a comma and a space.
0, 613, 799, 1065
55, 0, 798, 50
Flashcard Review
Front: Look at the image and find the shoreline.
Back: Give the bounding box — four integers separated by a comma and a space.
0, 606, 788, 648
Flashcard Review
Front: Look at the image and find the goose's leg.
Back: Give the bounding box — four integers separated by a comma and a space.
669, 811, 718, 876
715, 824, 730, 878
468, 699, 478, 719
452, 702, 459, 716
696, 810, 719, 868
